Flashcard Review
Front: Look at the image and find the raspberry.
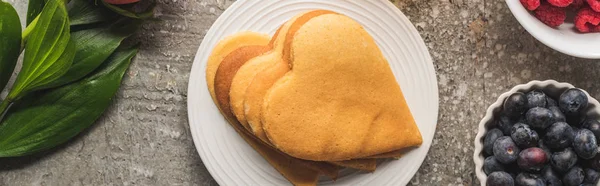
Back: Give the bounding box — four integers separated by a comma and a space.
534, 4, 567, 27
521, 0, 541, 10
574, 8, 600, 32
571, 0, 587, 9
548, 0, 574, 7
588, 0, 600, 12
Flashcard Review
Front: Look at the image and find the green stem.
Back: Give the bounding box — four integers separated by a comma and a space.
0, 98, 12, 118
20, 15, 39, 51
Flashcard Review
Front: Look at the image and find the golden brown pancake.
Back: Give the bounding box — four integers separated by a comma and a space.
207, 32, 330, 184
228, 14, 298, 130
232, 11, 397, 168
209, 13, 408, 183
214, 45, 271, 120
366, 149, 406, 159
331, 159, 377, 172
262, 14, 423, 161
211, 16, 370, 175
206, 32, 270, 102
213, 45, 341, 179
243, 10, 337, 142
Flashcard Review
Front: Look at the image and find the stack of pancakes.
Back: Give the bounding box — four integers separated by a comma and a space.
206, 10, 423, 186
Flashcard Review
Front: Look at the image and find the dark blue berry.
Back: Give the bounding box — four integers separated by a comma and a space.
590, 154, 600, 171
505, 92, 529, 119
511, 123, 540, 148
559, 89, 588, 116
487, 171, 515, 186
497, 115, 515, 136
551, 148, 578, 174
582, 120, 600, 142
485, 156, 507, 175
562, 166, 584, 186
545, 122, 575, 150
549, 106, 566, 123
518, 147, 549, 172
516, 173, 545, 186
573, 129, 598, 159
485, 129, 505, 155
584, 168, 600, 184
547, 97, 558, 108
527, 90, 548, 109
527, 107, 555, 130
541, 166, 562, 186
494, 136, 521, 164
538, 139, 552, 158
567, 115, 585, 128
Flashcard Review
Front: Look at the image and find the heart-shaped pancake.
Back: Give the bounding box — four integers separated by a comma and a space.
221, 11, 378, 171
261, 14, 423, 161
206, 31, 270, 102
207, 31, 325, 184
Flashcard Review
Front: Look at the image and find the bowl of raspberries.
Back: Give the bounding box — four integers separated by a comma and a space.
506, 0, 600, 59
474, 80, 600, 186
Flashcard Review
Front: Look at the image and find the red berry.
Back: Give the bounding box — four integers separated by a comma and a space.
572, 0, 587, 9
548, 0, 574, 7
575, 7, 600, 32
588, 0, 600, 12
534, 3, 567, 27
521, 0, 541, 10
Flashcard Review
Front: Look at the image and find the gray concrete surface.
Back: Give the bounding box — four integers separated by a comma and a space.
1, 0, 599, 185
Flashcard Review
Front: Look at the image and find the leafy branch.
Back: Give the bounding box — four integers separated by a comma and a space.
0, 0, 151, 157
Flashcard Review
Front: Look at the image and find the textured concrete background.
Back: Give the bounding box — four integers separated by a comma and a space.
1, 0, 600, 185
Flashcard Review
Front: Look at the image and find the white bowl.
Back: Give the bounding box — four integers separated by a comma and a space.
473, 80, 600, 185
505, 0, 600, 59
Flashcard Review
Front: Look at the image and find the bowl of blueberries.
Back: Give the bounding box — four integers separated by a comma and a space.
474, 80, 600, 186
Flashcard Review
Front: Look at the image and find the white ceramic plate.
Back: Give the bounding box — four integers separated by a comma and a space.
187, 0, 439, 185
505, 0, 600, 59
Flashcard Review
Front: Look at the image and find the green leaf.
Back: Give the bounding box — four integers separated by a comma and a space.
68, 0, 116, 26
27, 0, 45, 25
0, 46, 137, 157
8, 0, 75, 100
102, 0, 155, 19
0, 1, 21, 92
48, 18, 139, 87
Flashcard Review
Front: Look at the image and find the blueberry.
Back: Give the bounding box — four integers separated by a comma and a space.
584, 168, 600, 184
545, 122, 575, 150
518, 147, 549, 172
497, 115, 515, 136
527, 107, 555, 130
511, 123, 539, 148
551, 148, 578, 173
567, 115, 585, 128
527, 90, 548, 109
505, 92, 529, 119
538, 139, 552, 158
562, 166, 585, 186
485, 128, 505, 155
582, 120, 600, 141
559, 89, 588, 116
548, 106, 566, 123
573, 129, 598, 159
590, 154, 600, 171
547, 97, 558, 108
516, 173, 546, 186
541, 166, 562, 186
487, 171, 515, 186
485, 156, 507, 175
494, 136, 521, 164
